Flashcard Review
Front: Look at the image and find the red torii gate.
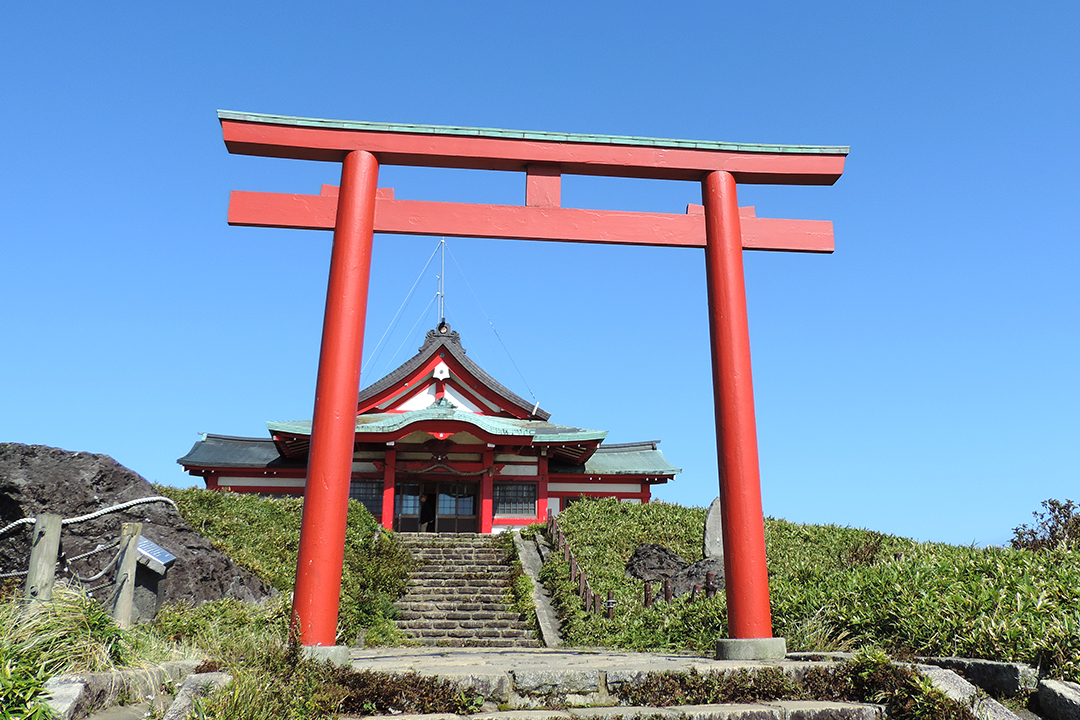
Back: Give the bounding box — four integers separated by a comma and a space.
218, 111, 848, 656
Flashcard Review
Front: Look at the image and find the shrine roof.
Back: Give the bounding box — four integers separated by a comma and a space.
177, 434, 293, 469
267, 401, 605, 443
358, 326, 551, 421
550, 440, 681, 476
218, 111, 850, 157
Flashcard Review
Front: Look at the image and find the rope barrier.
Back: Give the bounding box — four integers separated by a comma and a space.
72, 546, 123, 584
64, 539, 121, 565
61, 496, 178, 525
1, 496, 178, 539
0, 517, 36, 538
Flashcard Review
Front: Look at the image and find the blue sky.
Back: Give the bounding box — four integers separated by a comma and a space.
2, 2, 1077, 547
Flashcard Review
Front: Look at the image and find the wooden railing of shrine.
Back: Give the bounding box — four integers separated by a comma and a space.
545, 514, 719, 615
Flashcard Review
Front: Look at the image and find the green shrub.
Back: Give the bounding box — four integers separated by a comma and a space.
612, 648, 974, 720
191, 643, 482, 720
545, 499, 1080, 682
1012, 499, 1080, 552
156, 486, 414, 645
0, 645, 54, 720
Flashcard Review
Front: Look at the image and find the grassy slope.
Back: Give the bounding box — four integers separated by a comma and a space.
543, 498, 1080, 682
155, 485, 414, 645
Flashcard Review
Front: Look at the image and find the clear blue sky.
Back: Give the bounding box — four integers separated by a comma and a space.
2, 2, 1077, 547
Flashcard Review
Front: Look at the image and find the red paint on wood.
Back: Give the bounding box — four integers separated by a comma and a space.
228, 191, 833, 253
291, 150, 379, 647
526, 165, 561, 208
702, 170, 773, 640
381, 448, 395, 531
220, 119, 846, 185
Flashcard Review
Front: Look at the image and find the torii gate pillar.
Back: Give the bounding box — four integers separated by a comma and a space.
291, 150, 379, 644
703, 171, 777, 652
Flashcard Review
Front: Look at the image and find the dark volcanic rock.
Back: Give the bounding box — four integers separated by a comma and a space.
626, 543, 726, 600
672, 557, 726, 598
625, 543, 687, 582
0, 443, 273, 619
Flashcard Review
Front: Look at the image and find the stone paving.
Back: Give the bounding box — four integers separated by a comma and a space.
349, 647, 847, 709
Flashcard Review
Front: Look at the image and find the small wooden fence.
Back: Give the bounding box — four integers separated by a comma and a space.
546, 514, 720, 616
0, 496, 177, 628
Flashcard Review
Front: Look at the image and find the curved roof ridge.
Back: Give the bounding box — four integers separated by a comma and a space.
357, 326, 550, 421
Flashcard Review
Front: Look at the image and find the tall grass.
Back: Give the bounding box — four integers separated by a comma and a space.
545, 498, 1080, 682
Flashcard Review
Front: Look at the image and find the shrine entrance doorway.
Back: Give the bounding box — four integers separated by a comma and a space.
393, 479, 478, 533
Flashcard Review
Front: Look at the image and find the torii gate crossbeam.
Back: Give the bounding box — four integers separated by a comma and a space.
217, 111, 848, 656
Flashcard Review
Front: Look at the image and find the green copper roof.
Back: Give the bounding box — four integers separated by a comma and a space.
268, 404, 607, 444
219, 110, 849, 156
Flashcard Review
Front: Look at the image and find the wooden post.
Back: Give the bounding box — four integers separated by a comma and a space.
111, 523, 142, 629
692, 585, 700, 603
664, 578, 673, 603
607, 589, 615, 619
705, 572, 717, 599
570, 557, 578, 581
594, 591, 602, 615
579, 572, 587, 598
644, 582, 652, 608
24, 514, 62, 602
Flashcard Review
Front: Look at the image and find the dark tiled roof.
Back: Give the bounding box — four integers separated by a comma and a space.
357, 325, 551, 421
177, 434, 296, 469
549, 440, 681, 476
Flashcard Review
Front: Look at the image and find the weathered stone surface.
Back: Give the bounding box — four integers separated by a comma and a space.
678, 704, 782, 720
568, 707, 681, 719
921, 657, 1038, 698
162, 672, 231, 720
673, 557, 726, 598
1039, 679, 1080, 720
511, 668, 601, 695
715, 638, 786, 661
917, 666, 1020, 720
471, 711, 572, 720
704, 498, 725, 560
0, 443, 272, 618
625, 544, 687, 582
769, 701, 882, 720
44, 659, 201, 720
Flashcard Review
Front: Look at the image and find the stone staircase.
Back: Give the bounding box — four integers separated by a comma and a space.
394, 533, 539, 647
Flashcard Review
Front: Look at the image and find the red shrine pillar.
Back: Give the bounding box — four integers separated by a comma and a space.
701, 170, 774, 641
292, 150, 379, 646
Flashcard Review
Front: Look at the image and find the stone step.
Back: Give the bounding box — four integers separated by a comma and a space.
395, 609, 521, 621
408, 578, 509, 589
398, 619, 531, 631
397, 626, 536, 640
398, 592, 508, 603
402, 637, 541, 648
395, 602, 512, 613
410, 567, 508, 577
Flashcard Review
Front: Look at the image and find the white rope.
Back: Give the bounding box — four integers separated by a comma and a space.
0, 568, 28, 578
61, 496, 177, 526
72, 547, 123, 584
0, 517, 36, 537
64, 539, 121, 565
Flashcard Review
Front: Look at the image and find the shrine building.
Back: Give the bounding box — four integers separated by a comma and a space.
178, 323, 680, 533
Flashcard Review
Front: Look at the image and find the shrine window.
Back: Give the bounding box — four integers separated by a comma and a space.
349, 480, 383, 518
494, 482, 536, 517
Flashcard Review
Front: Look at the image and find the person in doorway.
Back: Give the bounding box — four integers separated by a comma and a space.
419, 493, 436, 533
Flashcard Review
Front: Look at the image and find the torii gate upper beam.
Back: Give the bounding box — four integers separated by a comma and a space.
217, 111, 848, 656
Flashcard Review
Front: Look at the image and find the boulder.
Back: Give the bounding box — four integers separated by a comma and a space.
625, 543, 686, 582
703, 497, 724, 560
0, 443, 273, 620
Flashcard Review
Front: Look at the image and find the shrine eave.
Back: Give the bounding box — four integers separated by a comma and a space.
266, 411, 607, 445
